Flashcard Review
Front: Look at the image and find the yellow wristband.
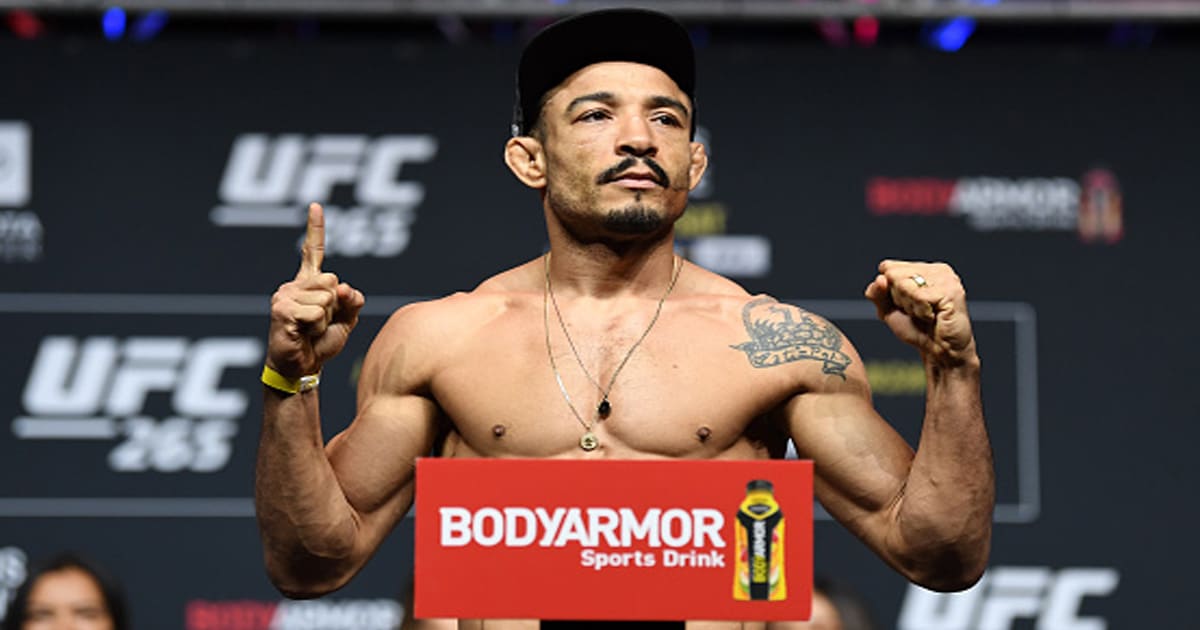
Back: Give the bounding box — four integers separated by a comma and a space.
261, 364, 320, 394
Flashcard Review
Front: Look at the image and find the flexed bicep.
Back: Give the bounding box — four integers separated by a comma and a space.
784, 379, 914, 532
326, 392, 440, 536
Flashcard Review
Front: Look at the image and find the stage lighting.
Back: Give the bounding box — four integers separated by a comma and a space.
102, 7, 126, 41
926, 16, 976, 52
816, 18, 850, 47
853, 15, 880, 47
132, 9, 168, 41
6, 10, 44, 39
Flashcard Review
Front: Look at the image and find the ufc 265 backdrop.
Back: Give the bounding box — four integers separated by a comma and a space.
1, 30, 1196, 628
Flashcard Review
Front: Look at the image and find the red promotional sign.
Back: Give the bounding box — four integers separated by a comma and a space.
414, 458, 813, 621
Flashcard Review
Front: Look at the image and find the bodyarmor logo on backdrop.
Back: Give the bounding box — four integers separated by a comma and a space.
13, 336, 261, 473
898, 566, 1119, 630
185, 598, 401, 630
0, 121, 42, 262
866, 169, 1124, 243
211, 134, 438, 257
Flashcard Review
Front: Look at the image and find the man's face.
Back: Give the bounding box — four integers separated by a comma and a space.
535, 61, 704, 236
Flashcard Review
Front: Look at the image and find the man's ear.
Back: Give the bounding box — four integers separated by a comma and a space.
504, 136, 546, 189
687, 141, 709, 192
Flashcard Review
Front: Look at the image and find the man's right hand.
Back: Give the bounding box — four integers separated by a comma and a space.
267, 202, 366, 379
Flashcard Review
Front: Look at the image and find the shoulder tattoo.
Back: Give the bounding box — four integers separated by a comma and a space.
730, 297, 852, 378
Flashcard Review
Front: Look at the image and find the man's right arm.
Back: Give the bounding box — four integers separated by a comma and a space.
254, 203, 439, 598
255, 326, 438, 598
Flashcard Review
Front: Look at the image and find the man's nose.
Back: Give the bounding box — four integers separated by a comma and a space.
616, 115, 656, 158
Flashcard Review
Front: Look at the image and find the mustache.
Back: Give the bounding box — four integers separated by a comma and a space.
596, 156, 670, 188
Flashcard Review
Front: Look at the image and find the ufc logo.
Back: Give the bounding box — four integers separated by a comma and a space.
0, 122, 30, 207
0, 547, 27, 623
17, 336, 262, 473
219, 134, 437, 206
898, 566, 1119, 630
23, 336, 261, 418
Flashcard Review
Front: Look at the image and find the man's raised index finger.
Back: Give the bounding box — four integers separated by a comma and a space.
299, 202, 325, 276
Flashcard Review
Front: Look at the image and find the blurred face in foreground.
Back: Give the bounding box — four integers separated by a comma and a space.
768, 590, 844, 630
22, 568, 114, 630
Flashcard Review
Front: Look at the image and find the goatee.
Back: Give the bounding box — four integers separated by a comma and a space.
604, 204, 664, 234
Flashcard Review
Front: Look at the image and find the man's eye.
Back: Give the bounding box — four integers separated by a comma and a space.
578, 110, 611, 122
652, 113, 683, 127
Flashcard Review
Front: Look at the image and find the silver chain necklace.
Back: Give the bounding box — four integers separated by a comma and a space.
543, 252, 682, 451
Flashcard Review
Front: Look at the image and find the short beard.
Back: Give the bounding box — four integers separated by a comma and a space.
603, 204, 664, 234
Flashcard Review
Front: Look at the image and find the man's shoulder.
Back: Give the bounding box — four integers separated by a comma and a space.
676, 262, 760, 320
682, 265, 839, 328
377, 260, 541, 338
381, 290, 527, 337
679, 260, 749, 298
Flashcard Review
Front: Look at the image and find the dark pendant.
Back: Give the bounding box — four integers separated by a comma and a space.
597, 399, 612, 418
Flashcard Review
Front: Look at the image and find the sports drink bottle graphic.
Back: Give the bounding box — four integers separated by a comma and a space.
733, 479, 787, 601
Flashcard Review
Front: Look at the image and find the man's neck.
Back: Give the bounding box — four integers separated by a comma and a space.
543, 237, 679, 299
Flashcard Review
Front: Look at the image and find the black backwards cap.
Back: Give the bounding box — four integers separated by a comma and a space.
511, 8, 697, 138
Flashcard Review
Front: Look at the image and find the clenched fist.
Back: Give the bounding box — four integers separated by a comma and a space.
864, 259, 978, 368
266, 203, 366, 380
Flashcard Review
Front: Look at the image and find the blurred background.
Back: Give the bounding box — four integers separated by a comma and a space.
1, 0, 1197, 628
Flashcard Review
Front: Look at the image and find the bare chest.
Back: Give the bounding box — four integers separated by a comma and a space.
429, 310, 796, 459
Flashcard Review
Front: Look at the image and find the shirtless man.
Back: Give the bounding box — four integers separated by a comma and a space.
254, 8, 994, 628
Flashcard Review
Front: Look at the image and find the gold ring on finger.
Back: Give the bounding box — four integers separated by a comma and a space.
910, 274, 929, 288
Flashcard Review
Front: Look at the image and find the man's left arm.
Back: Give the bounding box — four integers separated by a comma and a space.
782, 260, 994, 592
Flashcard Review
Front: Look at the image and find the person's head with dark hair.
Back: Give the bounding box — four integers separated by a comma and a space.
812, 576, 877, 630
503, 9, 709, 242
1, 553, 128, 630
766, 576, 878, 630
510, 8, 698, 140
